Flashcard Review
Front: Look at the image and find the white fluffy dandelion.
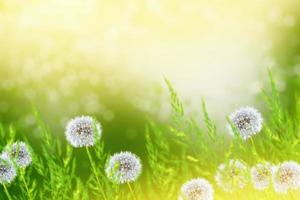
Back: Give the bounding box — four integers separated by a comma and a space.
228, 107, 263, 140
251, 163, 274, 190
273, 161, 300, 193
105, 151, 142, 184
5, 141, 32, 168
65, 116, 102, 147
215, 159, 249, 192
0, 154, 17, 184
179, 178, 214, 200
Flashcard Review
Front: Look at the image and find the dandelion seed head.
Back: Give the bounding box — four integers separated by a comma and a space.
65, 116, 102, 147
251, 163, 274, 190
273, 161, 300, 193
0, 154, 17, 184
5, 141, 32, 168
179, 178, 214, 200
215, 159, 248, 192
228, 107, 263, 140
105, 151, 142, 184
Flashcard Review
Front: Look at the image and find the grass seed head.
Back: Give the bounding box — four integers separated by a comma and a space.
5, 141, 32, 168
105, 151, 142, 184
273, 161, 300, 193
215, 159, 249, 192
251, 162, 274, 190
65, 116, 102, 147
228, 106, 263, 140
0, 153, 17, 184
179, 178, 214, 200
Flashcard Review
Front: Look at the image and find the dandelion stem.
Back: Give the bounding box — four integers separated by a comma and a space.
3, 184, 12, 200
86, 147, 107, 200
21, 169, 33, 200
249, 137, 259, 159
127, 182, 137, 200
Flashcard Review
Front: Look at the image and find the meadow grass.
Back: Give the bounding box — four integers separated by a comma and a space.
0, 72, 300, 199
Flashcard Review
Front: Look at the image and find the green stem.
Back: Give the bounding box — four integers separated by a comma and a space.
3, 184, 12, 200
21, 170, 33, 200
86, 147, 107, 200
249, 137, 260, 160
127, 182, 137, 200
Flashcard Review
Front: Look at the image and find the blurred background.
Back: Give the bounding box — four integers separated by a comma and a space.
0, 0, 299, 157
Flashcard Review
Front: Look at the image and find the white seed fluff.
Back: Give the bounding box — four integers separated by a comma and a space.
105, 151, 142, 184
179, 178, 214, 200
228, 106, 263, 140
65, 116, 102, 147
273, 161, 300, 193
0, 154, 17, 184
251, 163, 274, 190
215, 159, 249, 192
5, 141, 32, 168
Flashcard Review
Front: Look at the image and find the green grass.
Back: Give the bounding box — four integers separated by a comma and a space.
0, 72, 300, 200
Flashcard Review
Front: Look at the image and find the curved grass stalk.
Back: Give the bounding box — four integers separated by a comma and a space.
249, 137, 260, 160
86, 147, 107, 200
3, 184, 12, 200
21, 169, 33, 200
127, 182, 137, 200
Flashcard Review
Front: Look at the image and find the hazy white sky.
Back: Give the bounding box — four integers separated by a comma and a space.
0, 0, 295, 123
